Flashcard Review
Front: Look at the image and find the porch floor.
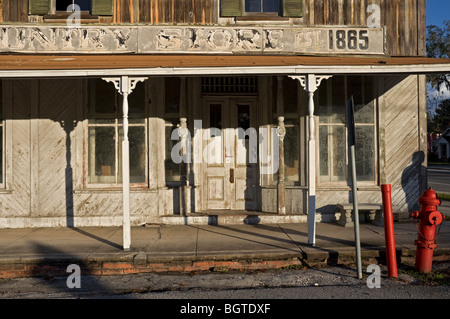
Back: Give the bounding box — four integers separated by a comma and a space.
187, 210, 279, 216
157, 211, 309, 226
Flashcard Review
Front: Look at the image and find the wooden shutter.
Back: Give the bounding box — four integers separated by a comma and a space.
282, 0, 303, 17
91, 0, 114, 16
29, 0, 51, 15
221, 0, 242, 17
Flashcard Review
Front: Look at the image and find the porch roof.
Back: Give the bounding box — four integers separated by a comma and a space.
0, 54, 449, 77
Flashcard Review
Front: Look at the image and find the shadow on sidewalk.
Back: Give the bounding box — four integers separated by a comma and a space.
70, 227, 123, 250
194, 224, 304, 255
195, 223, 382, 259
28, 242, 130, 299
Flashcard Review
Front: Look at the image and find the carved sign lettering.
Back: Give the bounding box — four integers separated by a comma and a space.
0, 26, 385, 55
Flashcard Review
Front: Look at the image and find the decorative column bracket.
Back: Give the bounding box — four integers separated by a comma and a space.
103, 76, 148, 96
102, 76, 148, 251
289, 74, 332, 246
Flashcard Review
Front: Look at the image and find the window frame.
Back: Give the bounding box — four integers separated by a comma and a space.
317, 76, 379, 188
45, 0, 98, 22
243, 0, 281, 17
0, 81, 5, 189
29, 0, 113, 21
221, 0, 303, 19
262, 77, 306, 188
84, 79, 149, 190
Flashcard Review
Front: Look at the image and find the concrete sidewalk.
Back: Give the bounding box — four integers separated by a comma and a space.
0, 221, 449, 278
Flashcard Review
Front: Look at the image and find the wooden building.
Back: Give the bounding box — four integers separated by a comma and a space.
0, 0, 450, 248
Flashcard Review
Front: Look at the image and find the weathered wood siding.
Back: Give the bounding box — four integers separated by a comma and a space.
0, 79, 170, 228
0, 0, 28, 23
0, 80, 32, 221
382, 75, 427, 214
0, 0, 425, 56
314, 75, 427, 220
303, 0, 426, 56
0, 74, 428, 227
142, 0, 214, 24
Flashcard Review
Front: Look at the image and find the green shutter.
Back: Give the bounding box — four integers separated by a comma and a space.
29, 0, 51, 15
221, 0, 242, 17
91, 0, 114, 16
282, 0, 303, 17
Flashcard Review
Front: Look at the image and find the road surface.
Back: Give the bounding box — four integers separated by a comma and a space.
428, 164, 450, 194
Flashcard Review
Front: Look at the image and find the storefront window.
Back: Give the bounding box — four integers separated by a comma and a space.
318, 76, 377, 184
267, 77, 302, 186
87, 79, 147, 186
165, 77, 181, 183
284, 120, 300, 182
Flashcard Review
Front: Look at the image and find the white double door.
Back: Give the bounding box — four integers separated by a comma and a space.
202, 97, 259, 211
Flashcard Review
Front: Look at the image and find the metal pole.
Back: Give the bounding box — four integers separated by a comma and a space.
348, 97, 362, 279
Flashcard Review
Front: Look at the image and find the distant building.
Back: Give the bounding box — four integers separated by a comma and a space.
436, 128, 450, 161
428, 132, 441, 160
0, 0, 450, 248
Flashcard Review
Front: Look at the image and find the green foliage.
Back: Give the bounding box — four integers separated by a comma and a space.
429, 98, 450, 133
426, 21, 450, 92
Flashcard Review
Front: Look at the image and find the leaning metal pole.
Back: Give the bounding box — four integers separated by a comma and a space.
347, 97, 362, 279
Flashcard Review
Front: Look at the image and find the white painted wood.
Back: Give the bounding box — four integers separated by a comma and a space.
1, 63, 450, 79
291, 74, 331, 245
101, 76, 147, 251
3, 80, 13, 191
202, 97, 258, 211
122, 91, 131, 251
30, 80, 39, 216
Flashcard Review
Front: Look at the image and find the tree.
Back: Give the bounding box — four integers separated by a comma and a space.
426, 21, 450, 91
429, 98, 450, 133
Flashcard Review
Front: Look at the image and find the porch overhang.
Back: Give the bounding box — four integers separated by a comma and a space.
0, 55, 449, 78
2, 54, 447, 249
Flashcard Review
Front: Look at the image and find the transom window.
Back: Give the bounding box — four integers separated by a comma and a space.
87, 79, 147, 187
201, 77, 258, 95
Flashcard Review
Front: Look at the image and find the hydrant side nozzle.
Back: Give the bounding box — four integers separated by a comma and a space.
411, 211, 420, 219
428, 211, 444, 226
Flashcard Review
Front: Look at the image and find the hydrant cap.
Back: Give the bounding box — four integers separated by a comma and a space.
419, 188, 441, 207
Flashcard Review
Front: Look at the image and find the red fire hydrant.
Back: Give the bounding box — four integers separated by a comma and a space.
410, 188, 444, 273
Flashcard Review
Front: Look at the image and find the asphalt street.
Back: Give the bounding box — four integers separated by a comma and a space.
0, 264, 449, 300
428, 164, 450, 194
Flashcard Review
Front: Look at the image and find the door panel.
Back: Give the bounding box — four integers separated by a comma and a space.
202, 97, 259, 211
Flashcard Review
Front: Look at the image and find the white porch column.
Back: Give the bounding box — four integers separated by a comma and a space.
103, 76, 147, 251
276, 76, 286, 215
290, 74, 331, 246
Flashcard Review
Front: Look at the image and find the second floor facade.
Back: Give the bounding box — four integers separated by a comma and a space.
0, 0, 426, 56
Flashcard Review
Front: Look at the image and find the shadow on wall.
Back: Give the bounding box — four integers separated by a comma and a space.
401, 151, 427, 214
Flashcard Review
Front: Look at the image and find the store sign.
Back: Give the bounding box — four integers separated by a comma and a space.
0, 26, 385, 55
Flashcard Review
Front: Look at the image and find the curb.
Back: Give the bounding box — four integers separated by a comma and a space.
1, 247, 449, 279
